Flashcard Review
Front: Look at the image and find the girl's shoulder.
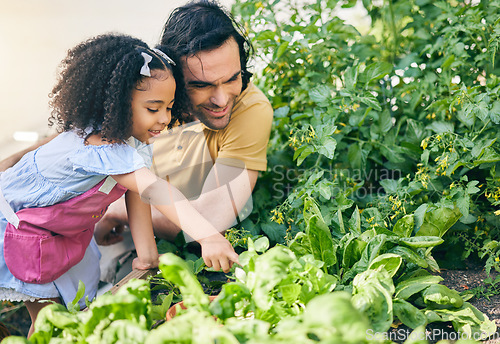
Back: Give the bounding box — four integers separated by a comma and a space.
68, 134, 153, 176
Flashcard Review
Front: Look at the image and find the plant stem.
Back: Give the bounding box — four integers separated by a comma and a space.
388, 0, 398, 64
472, 120, 491, 142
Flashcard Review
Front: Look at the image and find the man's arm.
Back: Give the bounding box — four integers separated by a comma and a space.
0, 133, 58, 172
95, 162, 258, 243
193, 162, 258, 227
152, 162, 258, 240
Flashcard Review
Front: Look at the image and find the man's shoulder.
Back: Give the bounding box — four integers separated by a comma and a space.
232, 83, 273, 119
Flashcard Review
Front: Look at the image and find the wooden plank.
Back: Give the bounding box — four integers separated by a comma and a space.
82, 268, 158, 312
108, 268, 159, 295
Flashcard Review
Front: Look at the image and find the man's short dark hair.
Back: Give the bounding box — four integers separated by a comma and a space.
160, 0, 253, 91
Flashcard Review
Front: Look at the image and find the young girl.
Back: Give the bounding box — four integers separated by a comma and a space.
0, 33, 239, 336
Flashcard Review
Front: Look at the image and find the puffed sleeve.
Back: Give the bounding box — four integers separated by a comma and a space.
69, 139, 153, 175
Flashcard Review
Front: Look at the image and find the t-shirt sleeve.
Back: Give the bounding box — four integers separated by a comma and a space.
69, 141, 153, 175
216, 96, 273, 171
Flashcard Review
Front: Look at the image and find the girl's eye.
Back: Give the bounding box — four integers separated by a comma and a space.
147, 108, 159, 113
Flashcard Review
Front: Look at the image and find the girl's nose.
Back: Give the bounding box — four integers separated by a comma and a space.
159, 110, 171, 125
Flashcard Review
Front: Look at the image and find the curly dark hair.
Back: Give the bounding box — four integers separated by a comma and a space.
48, 33, 188, 142
160, 0, 253, 91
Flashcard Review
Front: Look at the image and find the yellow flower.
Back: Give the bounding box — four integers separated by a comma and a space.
309, 127, 316, 138
496, 257, 500, 262
494, 210, 500, 216
270, 209, 284, 224
421, 138, 428, 150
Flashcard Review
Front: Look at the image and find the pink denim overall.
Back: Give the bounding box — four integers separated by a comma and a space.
1, 177, 126, 284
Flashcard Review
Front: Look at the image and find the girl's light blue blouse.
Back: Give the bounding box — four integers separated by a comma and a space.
0, 130, 153, 300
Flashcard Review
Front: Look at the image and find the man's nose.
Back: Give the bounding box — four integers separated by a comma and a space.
209, 87, 229, 108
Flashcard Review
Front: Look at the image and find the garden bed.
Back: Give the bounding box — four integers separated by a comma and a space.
2, 258, 498, 343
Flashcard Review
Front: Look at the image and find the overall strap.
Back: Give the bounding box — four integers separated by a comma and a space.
0, 184, 19, 229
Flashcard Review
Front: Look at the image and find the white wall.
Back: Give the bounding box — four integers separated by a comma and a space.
0, 0, 234, 159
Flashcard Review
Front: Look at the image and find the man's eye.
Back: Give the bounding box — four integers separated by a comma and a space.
189, 84, 208, 89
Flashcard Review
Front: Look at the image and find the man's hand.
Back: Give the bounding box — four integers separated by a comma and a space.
94, 219, 125, 245
0, 155, 21, 172
94, 198, 128, 245
0, 133, 58, 172
199, 233, 239, 273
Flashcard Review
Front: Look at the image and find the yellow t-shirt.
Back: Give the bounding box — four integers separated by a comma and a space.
152, 82, 273, 199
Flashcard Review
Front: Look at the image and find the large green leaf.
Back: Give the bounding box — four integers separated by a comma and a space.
422, 284, 463, 310
301, 292, 371, 343
398, 236, 444, 248
359, 62, 393, 84
392, 214, 415, 237
388, 246, 428, 268
393, 299, 427, 329
395, 275, 444, 300
368, 253, 402, 278
159, 253, 209, 309
209, 282, 251, 320
351, 269, 395, 332
304, 197, 337, 268
416, 206, 462, 237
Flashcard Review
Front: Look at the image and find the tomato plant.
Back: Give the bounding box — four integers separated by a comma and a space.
234, 0, 500, 271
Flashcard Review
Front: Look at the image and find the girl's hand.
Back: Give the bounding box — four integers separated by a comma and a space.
132, 256, 159, 270
199, 234, 239, 273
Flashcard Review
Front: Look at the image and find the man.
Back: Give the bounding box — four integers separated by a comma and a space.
0, 0, 273, 248
93, 0, 273, 245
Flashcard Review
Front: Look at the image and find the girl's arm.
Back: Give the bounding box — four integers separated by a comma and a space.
124, 190, 158, 270
112, 167, 239, 272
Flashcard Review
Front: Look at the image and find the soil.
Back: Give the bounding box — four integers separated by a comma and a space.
1, 261, 499, 343
432, 259, 500, 344
0, 302, 31, 339
388, 258, 500, 343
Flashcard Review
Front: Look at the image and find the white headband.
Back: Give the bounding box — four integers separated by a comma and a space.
139, 49, 176, 77
139, 52, 153, 77
152, 48, 176, 66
